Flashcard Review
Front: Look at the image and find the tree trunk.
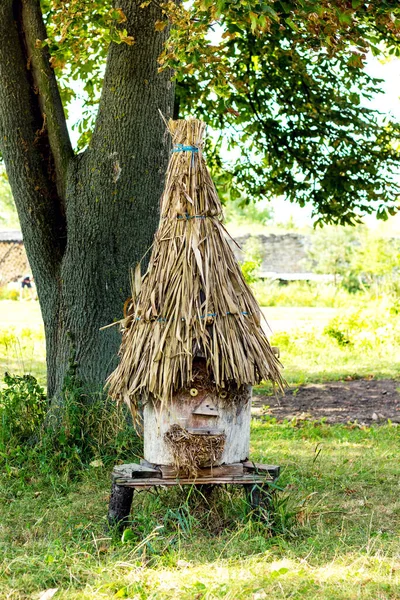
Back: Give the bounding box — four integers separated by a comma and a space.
0, 0, 175, 398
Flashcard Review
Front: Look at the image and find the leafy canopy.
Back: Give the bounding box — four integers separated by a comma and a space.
39, 0, 400, 225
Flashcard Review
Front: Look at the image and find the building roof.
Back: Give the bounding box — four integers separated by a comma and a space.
0, 230, 23, 242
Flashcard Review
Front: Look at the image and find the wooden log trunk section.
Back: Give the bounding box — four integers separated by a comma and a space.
107, 483, 134, 531
143, 384, 252, 466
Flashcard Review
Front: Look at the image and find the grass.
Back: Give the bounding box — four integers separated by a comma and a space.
0, 419, 399, 598
1, 295, 399, 598
0, 300, 46, 385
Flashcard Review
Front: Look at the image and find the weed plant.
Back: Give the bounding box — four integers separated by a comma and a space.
0, 372, 142, 484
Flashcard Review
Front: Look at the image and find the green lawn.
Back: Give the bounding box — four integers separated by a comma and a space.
1, 299, 399, 598
1, 420, 399, 599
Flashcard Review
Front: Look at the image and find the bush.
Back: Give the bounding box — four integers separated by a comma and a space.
323, 305, 400, 349
241, 260, 260, 284
0, 373, 46, 450
40, 372, 142, 476
0, 370, 142, 480
0, 286, 19, 301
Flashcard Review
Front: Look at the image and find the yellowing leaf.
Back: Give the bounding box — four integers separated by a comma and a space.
119, 32, 135, 45
114, 8, 127, 23
155, 20, 168, 31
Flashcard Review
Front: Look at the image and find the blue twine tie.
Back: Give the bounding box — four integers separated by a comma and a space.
171, 144, 199, 153
177, 213, 206, 220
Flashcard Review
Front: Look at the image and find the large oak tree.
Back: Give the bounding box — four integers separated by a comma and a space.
0, 0, 174, 397
0, 0, 399, 398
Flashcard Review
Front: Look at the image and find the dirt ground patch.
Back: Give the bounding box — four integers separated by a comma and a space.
253, 379, 400, 425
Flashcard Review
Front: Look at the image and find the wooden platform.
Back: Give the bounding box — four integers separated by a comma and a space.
107, 461, 280, 530
112, 461, 280, 488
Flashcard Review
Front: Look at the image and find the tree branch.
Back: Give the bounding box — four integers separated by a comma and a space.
0, 0, 67, 280
21, 0, 74, 200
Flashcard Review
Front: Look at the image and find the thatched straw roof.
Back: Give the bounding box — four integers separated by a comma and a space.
107, 118, 284, 416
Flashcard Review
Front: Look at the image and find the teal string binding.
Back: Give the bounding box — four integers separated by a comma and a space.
171, 144, 199, 153
135, 312, 249, 322
177, 214, 206, 220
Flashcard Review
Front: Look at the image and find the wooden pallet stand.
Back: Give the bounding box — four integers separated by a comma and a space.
107, 460, 280, 531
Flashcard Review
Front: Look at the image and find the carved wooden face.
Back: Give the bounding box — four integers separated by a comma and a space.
143, 383, 253, 466
192, 395, 219, 417
180, 388, 222, 432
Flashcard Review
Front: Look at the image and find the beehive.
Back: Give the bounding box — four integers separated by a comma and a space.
107, 118, 284, 472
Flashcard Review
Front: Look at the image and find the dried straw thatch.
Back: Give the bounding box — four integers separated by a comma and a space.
106, 118, 285, 418
164, 424, 226, 476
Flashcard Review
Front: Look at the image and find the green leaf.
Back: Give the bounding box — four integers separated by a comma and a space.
263, 5, 280, 22
285, 18, 298, 31
121, 529, 136, 543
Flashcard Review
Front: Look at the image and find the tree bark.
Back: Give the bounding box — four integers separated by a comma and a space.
0, 0, 175, 398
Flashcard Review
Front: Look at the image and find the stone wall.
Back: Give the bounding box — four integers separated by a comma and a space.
229, 233, 310, 275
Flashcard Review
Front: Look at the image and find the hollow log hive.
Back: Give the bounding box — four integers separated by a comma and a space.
107, 118, 285, 471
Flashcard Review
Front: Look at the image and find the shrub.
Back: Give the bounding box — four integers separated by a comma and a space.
241, 260, 260, 284
0, 286, 19, 301
0, 370, 142, 480
0, 373, 46, 448
323, 305, 400, 349
40, 372, 142, 476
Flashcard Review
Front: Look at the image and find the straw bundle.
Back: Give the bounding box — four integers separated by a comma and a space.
106, 118, 285, 418
164, 424, 226, 476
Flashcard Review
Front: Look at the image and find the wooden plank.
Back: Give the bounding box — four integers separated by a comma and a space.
192, 397, 219, 416
112, 463, 161, 480
186, 428, 221, 435
114, 473, 273, 487
140, 460, 280, 479
140, 458, 156, 468
242, 462, 280, 478
159, 462, 244, 479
